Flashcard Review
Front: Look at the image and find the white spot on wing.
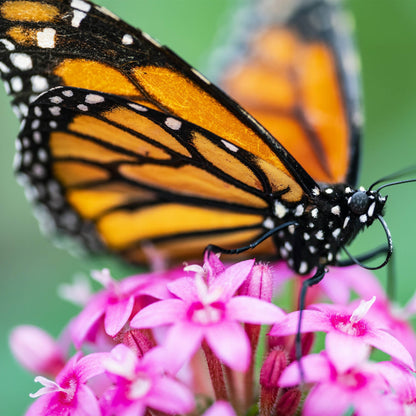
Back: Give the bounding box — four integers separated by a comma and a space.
274, 201, 288, 219
33, 132, 41, 143
315, 230, 324, 240
312, 187, 320, 196
359, 214, 367, 223
49, 106, 61, 116
10, 53, 33, 70
10, 76, 23, 92
165, 117, 181, 130
0, 62, 10, 73
263, 217, 274, 230
50, 96, 63, 104
221, 140, 238, 153
31, 75, 49, 92
72, 10, 87, 27
0, 39, 15, 50
3, 80, 10, 94
85, 94, 105, 104
71, 0, 91, 12
19, 103, 28, 117
62, 90, 74, 97
122, 34, 133, 45
37, 28, 56, 48
128, 103, 147, 112
77, 104, 88, 112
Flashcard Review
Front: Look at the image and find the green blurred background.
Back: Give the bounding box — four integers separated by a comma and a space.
1, 0, 416, 413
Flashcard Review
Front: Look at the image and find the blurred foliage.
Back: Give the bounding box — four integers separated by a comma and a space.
0, 1, 415, 413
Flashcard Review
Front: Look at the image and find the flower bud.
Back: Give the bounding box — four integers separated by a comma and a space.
9, 325, 65, 376
120, 329, 155, 357
275, 388, 301, 416
259, 350, 287, 415
240, 263, 273, 302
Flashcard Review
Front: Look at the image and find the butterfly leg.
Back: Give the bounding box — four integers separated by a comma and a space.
205, 220, 298, 255
296, 265, 326, 382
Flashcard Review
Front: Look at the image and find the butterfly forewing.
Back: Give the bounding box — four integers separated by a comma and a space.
0, 0, 365, 268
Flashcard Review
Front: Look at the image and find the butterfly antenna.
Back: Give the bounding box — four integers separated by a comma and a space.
369, 164, 416, 190
205, 220, 298, 255
342, 214, 393, 270
375, 178, 416, 193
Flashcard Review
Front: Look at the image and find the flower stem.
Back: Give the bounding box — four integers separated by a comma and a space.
202, 341, 228, 401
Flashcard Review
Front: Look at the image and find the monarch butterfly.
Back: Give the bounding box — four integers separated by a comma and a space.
0, 0, 400, 287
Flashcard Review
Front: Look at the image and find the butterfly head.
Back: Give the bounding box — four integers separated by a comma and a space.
347, 187, 387, 226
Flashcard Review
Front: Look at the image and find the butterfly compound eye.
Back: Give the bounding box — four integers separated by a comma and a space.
349, 191, 369, 215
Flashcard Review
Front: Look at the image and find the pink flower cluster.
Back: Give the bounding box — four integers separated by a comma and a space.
10, 254, 416, 415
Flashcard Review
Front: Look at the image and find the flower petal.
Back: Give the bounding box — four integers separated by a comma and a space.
303, 383, 351, 416
269, 310, 332, 337
279, 353, 332, 387
227, 296, 285, 324
130, 299, 186, 329
203, 401, 237, 416
168, 276, 199, 302
205, 321, 250, 371
364, 329, 415, 371
147, 377, 195, 414
163, 322, 204, 373
70, 293, 108, 348
72, 384, 101, 416
212, 260, 255, 300
326, 332, 370, 373
77, 352, 109, 382
104, 295, 135, 336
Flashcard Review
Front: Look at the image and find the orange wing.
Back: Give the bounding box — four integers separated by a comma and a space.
216, 0, 362, 185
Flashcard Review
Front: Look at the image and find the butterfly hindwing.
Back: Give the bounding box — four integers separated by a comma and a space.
216, 0, 362, 185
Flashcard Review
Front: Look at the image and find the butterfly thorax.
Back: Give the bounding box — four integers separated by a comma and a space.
272, 184, 387, 275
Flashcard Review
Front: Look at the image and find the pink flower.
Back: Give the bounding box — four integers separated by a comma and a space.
10, 325, 66, 376
101, 344, 194, 416
271, 297, 415, 371
319, 266, 388, 306
279, 352, 403, 416
367, 290, 416, 359
131, 259, 284, 371
377, 361, 416, 413
70, 268, 175, 347
26, 352, 108, 416
203, 401, 237, 416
